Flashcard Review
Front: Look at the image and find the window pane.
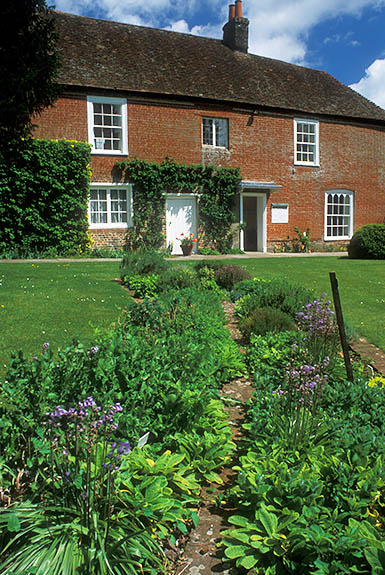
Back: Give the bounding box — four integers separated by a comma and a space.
92, 101, 123, 152
202, 118, 213, 146
325, 192, 352, 239
215, 119, 228, 147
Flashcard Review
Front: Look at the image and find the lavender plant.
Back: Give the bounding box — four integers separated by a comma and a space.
279, 358, 329, 447
44, 397, 129, 519
0, 397, 166, 574
296, 294, 339, 365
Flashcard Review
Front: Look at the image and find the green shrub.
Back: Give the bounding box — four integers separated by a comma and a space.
348, 224, 385, 259
246, 331, 298, 384
123, 273, 160, 298
120, 249, 170, 278
238, 306, 296, 342
233, 278, 314, 319
197, 266, 227, 298
214, 264, 251, 291
194, 260, 224, 273
230, 277, 271, 302
158, 266, 198, 292
0, 139, 91, 255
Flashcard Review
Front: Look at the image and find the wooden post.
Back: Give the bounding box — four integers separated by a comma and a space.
329, 271, 354, 383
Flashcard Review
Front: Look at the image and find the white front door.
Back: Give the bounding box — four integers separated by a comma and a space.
166, 195, 197, 255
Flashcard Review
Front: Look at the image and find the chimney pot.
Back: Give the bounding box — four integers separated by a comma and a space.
223, 1, 249, 53
235, 0, 243, 18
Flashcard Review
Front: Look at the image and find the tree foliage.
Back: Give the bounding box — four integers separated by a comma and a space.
0, 0, 60, 141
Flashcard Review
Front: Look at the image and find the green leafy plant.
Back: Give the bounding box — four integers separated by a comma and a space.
120, 249, 170, 277
214, 264, 251, 291
238, 306, 296, 342
123, 273, 160, 298
348, 224, 385, 259
116, 158, 240, 252
0, 397, 167, 575
0, 139, 91, 255
234, 278, 314, 320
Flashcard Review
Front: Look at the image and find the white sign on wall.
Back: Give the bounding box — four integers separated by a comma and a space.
271, 203, 289, 224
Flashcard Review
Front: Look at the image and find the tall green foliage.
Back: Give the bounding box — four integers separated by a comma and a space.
0, 139, 91, 255
116, 157, 240, 252
0, 0, 60, 141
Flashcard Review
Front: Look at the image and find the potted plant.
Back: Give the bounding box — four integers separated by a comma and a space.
177, 232, 197, 256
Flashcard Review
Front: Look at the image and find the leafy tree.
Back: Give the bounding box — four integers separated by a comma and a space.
0, 0, 60, 141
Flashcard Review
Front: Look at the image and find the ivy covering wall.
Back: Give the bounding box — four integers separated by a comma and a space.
0, 139, 91, 255
116, 158, 241, 252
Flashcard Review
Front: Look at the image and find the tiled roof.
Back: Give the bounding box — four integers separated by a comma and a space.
53, 11, 385, 124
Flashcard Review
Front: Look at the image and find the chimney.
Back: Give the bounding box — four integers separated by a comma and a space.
222, 0, 249, 53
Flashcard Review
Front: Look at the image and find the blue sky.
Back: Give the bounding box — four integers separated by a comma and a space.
55, 0, 385, 109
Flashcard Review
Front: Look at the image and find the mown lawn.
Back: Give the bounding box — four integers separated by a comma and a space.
215, 256, 385, 350
1, 256, 384, 372
0, 261, 130, 371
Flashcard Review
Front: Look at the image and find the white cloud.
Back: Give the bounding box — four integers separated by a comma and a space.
350, 59, 385, 108
245, 0, 385, 64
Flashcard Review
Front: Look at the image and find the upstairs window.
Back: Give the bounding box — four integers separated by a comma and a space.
324, 190, 354, 240
87, 96, 128, 155
294, 119, 319, 166
89, 185, 133, 228
202, 118, 229, 148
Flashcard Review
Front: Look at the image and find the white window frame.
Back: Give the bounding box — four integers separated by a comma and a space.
87, 96, 128, 155
324, 190, 354, 241
294, 118, 319, 166
89, 184, 133, 229
202, 117, 229, 149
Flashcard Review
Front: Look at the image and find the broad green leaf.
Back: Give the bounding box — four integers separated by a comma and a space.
224, 545, 248, 559
239, 554, 258, 569
7, 513, 21, 532
228, 515, 250, 527
257, 506, 278, 537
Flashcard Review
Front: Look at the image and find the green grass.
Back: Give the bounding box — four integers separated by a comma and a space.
1, 256, 384, 372
0, 261, 130, 371
214, 256, 385, 350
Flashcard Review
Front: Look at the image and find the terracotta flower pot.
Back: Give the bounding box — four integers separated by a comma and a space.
181, 244, 193, 256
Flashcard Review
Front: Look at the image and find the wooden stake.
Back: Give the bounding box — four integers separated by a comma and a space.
329, 271, 354, 383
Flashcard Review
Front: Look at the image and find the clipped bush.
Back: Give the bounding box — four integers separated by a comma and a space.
348, 224, 385, 259
120, 249, 170, 279
214, 264, 251, 291
234, 278, 314, 319
238, 306, 296, 342
158, 266, 198, 292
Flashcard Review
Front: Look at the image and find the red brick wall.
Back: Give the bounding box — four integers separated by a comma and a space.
34, 93, 385, 247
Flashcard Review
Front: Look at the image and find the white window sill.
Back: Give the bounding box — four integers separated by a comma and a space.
324, 236, 351, 241
91, 150, 128, 156
89, 223, 130, 229
294, 161, 320, 167
202, 145, 229, 151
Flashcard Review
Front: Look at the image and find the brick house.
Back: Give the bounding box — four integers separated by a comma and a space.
34, 1, 385, 253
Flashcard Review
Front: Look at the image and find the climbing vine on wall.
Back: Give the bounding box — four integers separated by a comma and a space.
115, 157, 241, 252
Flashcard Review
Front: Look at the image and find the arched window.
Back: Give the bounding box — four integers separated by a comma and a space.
324, 190, 354, 240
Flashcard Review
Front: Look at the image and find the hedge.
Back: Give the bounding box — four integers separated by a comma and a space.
0, 139, 91, 256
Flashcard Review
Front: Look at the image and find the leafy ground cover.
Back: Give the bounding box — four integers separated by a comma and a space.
0, 262, 128, 371
1, 254, 385, 573
199, 257, 385, 351
221, 283, 385, 574
0, 269, 245, 574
